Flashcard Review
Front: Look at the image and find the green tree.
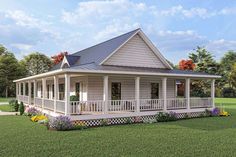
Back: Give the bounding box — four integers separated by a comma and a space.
0, 44, 9, 55
0, 53, 24, 97
20, 52, 52, 76
229, 63, 236, 88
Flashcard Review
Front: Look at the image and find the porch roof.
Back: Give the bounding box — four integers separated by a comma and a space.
14, 62, 221, 82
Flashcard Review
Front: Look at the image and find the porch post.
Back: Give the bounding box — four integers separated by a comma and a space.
28, 81, 31, 105
185, 78, 190, 110
23, 82, 26, 96
42, 78, 46, 110
33, 80, 36, 106
211, 79, 215, 108
19, 83, 22, 96
135, 76, 140, 112
103, 75, 109, 114
53, 76, 58, 113
16, 82, 18, 99
162, 77, 167, 111
65, 74, 70, 115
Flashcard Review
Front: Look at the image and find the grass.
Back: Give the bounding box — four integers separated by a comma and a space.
0, 105, 14, 112
0, 100, 235, 157
0, 97, 14, 102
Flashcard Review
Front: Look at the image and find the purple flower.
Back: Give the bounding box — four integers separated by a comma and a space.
49, 115, 73, 131
26, 107, 41, 116
212, 108, 220, 116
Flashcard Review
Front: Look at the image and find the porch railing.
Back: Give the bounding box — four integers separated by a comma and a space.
70, 100, 104, 114
44, 99, 54, 110
167, 98, 187, 110
190, 98, 212, 108
35, 97, 42, 108
56, 100, 65, 113
140, 99, 164, 111
108, 100, 136, 112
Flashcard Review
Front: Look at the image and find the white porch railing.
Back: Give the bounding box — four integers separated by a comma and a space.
35, 97, 42, 108
167, 98, 187, 110
70, 100, 104, 114
18, 95, 24, 102
140, 99, 164, 111
23, 96, 29, 104
108, 100, 136, 112
190, 97, 212, 108
56, 100, 65, 113
44, 99, 54, 110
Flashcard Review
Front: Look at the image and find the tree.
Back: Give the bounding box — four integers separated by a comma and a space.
229, 63, 236, 88
0, 44, 9, 56
51, 52, 68, 65
178, 59, 195, 70
20, 52, 52, 76
0, 53, 24, 97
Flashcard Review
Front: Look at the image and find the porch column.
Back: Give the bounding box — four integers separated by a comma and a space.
103, 76, 109, 114
28, 81, 31, 105
42, 78, 46, 110
185, 78, 190, 110
53, 76, 58, 113
23, 82, 26, 96
135, 76, 140, 112
16, 82, 18, 99
65, 74, 70, 115
162, 77, 167, 111
19, 82, 21, 96
211, 79, 215, 108
33, 80, 36, 106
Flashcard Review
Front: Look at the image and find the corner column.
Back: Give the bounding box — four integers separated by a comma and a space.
211, 79, 215, 108
103, 76, 109, 114
28, 81, 31, 105
65, 74, 70, 115
42, 78, 46, 110
185, 78, 190, 110
16, 83, 18, 99
162, 77, 167, 112
23, 82, 26, 97
33, 80, 36, 106
135, 77, 140, 112
54, 76, 58, 113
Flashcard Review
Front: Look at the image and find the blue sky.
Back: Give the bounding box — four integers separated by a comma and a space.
0, 0, 236, 64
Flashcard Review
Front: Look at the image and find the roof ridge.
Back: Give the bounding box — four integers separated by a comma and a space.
71, 28, 140, 56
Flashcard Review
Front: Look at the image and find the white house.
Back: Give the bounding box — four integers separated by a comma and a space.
14, 28, 220, 121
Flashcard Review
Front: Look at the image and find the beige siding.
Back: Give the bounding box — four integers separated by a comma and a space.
103, 34, 167, 68
87, 76, 103, 100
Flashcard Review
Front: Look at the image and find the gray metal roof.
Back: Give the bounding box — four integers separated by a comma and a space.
50, 28, 140, 71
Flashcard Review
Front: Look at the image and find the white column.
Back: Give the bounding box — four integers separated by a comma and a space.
16, 83, 18, 99
162, 77, 167, 112
23, 82, 26, 96
65, 74, 70, 115
33, 80, 36, 106
103, 76, 109, 114
135, 77, 140, 112
211, 79, 215, 108
42, 78, 46, 110
28, 81, 31, 105
185, 78, 190, 110
54, 76, 58, 113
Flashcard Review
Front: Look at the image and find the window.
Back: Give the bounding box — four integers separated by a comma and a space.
52, 85, 55, 98
176, 80, 185, 97
151, 83, 159, 99
75, 83, 80, 100
47, 85, 50, 99
21, 83, 23, 95
111, 82, 121, 100
59, 84, 65, 100
25, 83, 29, 96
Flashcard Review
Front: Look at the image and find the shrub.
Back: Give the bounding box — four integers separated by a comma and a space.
49, 116, 73, 131
155, 112, 178, 122
73, 121, 87, 130
19, 102, 24, 115
70, 95, 80, 101
143, 118, 157, 124
14, 100, 19, 112
125, 117, 132, 124
205, 109, 212, 117
211, 107, 220, 116
26, 107, 41, 116
31, 115, 47, 122
100, 119, 109, 126
221, 87, 236, 98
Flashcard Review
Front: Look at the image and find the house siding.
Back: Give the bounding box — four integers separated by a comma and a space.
86, 76, 176, 101
103, 34, 167, 68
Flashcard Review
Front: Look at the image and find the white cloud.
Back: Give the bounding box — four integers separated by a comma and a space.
206, 39, 236, 54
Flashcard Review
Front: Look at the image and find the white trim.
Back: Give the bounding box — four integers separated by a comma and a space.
60, 56, 70, 68
99, 29, 173, 69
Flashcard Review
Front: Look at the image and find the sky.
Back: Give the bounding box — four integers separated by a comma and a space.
0, 0, 236, 64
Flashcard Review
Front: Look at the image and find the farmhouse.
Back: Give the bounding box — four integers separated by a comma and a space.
14, 28, 220, 122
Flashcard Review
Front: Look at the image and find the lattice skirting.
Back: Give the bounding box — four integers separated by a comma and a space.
73, 111, 206, 127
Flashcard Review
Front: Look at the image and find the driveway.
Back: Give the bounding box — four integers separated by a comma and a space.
0, 111, 18, 115
0, 102, 8, 105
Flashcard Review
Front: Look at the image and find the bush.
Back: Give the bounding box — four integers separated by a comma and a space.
26, 107, 41, 116
143, 118, 157, 124
19, 102, 24, 115
205, 109, 212, 117
211, 108, 220, 116
100, 119, 109, 126
155, 112, 178, 122
221, 87, 236, 98
70, 95, 80, 101
49, 116, 73, 131
8, 99, 16, 111
73, 121, 87, 130
125, 117, 132, 124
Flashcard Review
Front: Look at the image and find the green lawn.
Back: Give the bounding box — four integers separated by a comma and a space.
0, 97, 13, 102
0, 104, 236, 157
0, 105, 13, 112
